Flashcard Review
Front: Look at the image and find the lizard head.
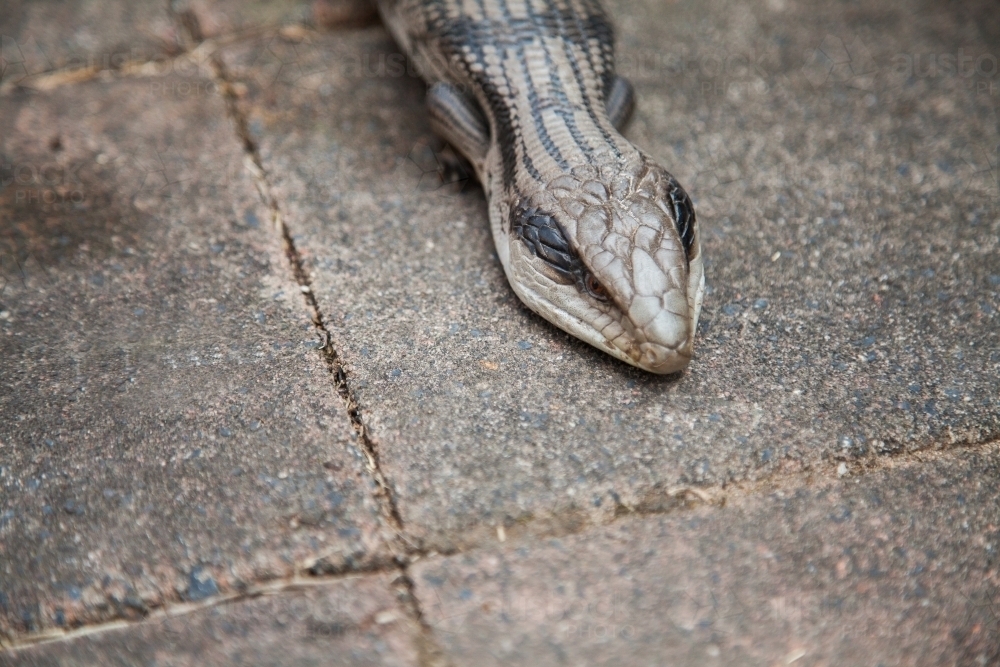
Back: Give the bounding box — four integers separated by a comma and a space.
490, 154, 704, 374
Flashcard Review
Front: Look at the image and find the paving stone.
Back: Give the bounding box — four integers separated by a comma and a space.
412, 444, 1000, 667
218, 0, 1000, 551
4, 573, 418, 666
0, 0, 181, 89
0, 76, 389, 639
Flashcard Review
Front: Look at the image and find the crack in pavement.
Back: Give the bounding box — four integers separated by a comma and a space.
0, 572, 388, 652
6, 434, 996, 652
207, 46, 451, 667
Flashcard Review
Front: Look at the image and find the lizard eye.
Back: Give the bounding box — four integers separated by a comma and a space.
585, 273, 609, 301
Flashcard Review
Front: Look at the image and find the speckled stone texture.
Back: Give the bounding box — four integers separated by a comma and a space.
412, 445, 1000, 667
0, 77, 389, 639
2, 0, 999, 661
4, 573, 418, 667
217, 0, 1000, 551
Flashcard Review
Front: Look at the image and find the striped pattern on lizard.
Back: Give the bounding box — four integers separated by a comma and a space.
377, 0, 704, 374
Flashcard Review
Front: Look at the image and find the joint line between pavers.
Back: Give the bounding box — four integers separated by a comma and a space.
612, 435, 1000, 526
0, 571, 390, 653
207, 51, 410, 548
203, 50, 454, 667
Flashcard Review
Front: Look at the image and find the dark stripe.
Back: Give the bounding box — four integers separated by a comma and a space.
558, 4, 622, 155
501, 7, 571, 171
422, 1, 626, 187
441, 0, 544, 186
523, 2, 598, 161
435, 14, 541, 187
666, 176, 697, 261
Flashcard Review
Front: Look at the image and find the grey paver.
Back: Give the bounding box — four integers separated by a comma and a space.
218, 0, 999, 551
411, 444, 1000, 667
5, 573, 418, 666
2, 0, 999, 659
0, 76, 388, 638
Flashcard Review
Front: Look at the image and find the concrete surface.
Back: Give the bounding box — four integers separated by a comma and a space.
217, 0, 999, 550
0, 77, 389, 638
412, 444, 1000, 667
0, 0, 997, 662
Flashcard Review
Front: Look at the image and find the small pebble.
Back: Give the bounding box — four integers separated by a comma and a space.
375, 610, 398, 625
